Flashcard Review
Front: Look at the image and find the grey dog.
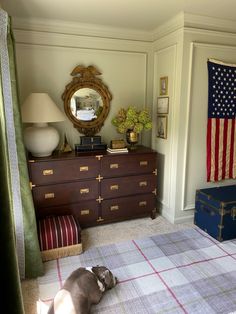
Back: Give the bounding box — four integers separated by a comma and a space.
48, 266, 117, 314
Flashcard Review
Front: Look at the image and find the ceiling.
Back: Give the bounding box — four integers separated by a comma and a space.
1, 0, 236, 32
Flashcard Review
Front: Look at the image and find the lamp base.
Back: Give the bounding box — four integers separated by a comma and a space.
24, 123, 60, 157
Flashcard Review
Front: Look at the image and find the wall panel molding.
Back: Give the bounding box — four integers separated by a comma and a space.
153, 44, 178, 213
12, 17, 153, 42
14, 29, 151, 54
182, 41, 236, 211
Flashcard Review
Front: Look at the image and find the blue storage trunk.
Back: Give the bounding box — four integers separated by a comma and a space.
194, 185, 236, 241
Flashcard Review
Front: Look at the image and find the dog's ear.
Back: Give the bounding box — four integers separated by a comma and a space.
101, 270, 114, 288
94, 268, 110, 282
100, 270, 109, 279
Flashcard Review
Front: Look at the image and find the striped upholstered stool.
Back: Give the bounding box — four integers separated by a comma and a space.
38, 215, 82, 261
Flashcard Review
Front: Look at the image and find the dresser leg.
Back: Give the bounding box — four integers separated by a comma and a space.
151, 208, 156, 219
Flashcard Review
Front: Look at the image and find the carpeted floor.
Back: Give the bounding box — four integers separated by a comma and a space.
21, 215, 194, 314
37, 226, 236, 313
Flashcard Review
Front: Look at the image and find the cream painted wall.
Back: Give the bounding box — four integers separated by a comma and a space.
152, 25, 236, 224
12, 14, 236, 225
172, 28, 236, 223
15, 31, 152, 148
183, 40, 236, 207
152, 30, 184, 223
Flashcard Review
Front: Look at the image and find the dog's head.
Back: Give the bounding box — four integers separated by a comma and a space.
92, 266, 117, 290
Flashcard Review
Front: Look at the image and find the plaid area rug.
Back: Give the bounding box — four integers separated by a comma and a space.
38, 227, 236, 313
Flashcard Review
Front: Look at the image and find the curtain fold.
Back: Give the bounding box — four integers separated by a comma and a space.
7, 14, 44, 279
0, 78, 25, 314
0, 9, 44, 312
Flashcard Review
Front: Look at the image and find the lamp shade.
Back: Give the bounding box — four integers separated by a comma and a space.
21, 93, 65, 157
21, 93, 65, 123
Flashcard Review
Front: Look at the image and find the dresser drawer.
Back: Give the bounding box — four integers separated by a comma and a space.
102, 194, 156, 221
32, 180, 99, 207
101, 174, 156, 199
29, 147, 158, 227
101, 153, 156, 178
74, 200, 100, 227
36, 200, 99, 228
29, 157, 100, 185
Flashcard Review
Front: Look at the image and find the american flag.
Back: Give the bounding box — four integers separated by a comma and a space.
207, 59, 236, 182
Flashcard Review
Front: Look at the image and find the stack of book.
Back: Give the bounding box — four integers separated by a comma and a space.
110, 139, 126, 149
75, 135, 107, 152
107, 147, 128, 154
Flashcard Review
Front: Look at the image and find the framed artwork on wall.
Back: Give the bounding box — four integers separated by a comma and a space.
157, 96, 169, 114
156, 115, 167, 139
160, 76, 168, 95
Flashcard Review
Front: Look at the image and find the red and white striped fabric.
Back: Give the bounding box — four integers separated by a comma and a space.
38, 215, 80, 251
207, 59, 236, 182
207, 118, 236, 181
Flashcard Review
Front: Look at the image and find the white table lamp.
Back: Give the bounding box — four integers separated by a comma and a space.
21, 93, 65, 157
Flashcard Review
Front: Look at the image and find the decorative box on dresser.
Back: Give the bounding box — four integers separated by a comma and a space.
28, 146, 157, 228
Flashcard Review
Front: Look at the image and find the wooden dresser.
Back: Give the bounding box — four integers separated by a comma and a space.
28, 146, 157, 228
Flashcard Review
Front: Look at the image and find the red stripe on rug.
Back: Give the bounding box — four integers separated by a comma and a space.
118, 253, 229, 284
56, 259, 63, 289
132, 239, 188, 314
194, 227, 236, 259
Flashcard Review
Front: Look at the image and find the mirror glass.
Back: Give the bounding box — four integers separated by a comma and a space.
70, 88, 103, 121
62, 65, 112, 136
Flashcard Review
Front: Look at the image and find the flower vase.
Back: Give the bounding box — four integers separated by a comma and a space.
126, 129, 139, 149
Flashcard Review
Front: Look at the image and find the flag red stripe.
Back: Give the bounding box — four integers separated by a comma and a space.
214, 119, 220, 181
229, 119, 235, 178
221, 119, 228, 180
207, 119, 212, 182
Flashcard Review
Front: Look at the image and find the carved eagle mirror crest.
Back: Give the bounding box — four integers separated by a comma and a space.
62, 65, 112, 136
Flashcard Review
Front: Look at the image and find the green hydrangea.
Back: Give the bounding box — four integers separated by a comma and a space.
117, 122, 127, 134
144, 121, 152, 130
126, 106, 138, 121
138, 110, 151, 125
112, 105, 152, 134
133, 123, 144, 133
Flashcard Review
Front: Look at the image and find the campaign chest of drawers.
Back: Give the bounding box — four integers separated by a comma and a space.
28, 146, 157, 228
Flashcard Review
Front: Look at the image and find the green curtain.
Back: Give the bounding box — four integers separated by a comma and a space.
0, 8, 44, 312
7, 15, 44, 280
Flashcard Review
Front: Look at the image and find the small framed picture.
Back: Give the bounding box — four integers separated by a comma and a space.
157, 97, 169, 114
160, 76, 168, 96
157, 115, 167, 139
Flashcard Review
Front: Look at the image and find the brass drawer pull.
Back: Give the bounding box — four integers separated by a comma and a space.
140, 161, 148, 166
139, 181, 147, 187
110, 184, 119, 190
110, 163, 119, 169
97, 217, 104, 222
29, 182, 36, 189
139, 201, 147, 206
44, 193, 55, 199
81, 209, 90, 215
43, 169, 53, 176
153, 169, 157, 175
110, 205, 119, 211
80, 166, 88, 171
80, 188, 89, 194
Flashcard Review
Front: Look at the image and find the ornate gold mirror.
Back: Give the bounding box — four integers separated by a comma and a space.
62, 65, 112, 136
